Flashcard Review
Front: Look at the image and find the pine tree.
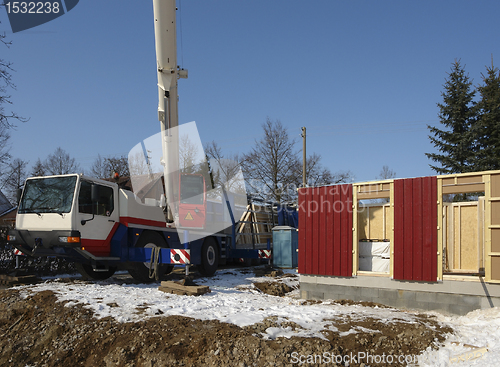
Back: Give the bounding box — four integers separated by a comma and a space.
426, 60, 477, 174
472, 63, 500, 170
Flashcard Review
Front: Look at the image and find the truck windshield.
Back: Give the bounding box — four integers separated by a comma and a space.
18, 176, 77, 214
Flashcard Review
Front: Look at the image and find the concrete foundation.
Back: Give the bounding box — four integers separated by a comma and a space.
300, 274, 500, 315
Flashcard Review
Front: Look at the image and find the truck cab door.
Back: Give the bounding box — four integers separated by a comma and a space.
77, 180, 119, 257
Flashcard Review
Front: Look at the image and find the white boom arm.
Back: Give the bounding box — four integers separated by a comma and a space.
152, 0, 187, 221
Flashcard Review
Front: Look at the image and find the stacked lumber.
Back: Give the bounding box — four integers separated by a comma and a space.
236, 203, 276, 246
158, 280, 210, 296
0, 274, 41, 286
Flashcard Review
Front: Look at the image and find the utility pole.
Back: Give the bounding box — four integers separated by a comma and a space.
301, 127, 306, 187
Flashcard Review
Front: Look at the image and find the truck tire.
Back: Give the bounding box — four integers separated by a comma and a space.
128, 231, 173, 283
75, 263, 116, 281
199, 237, 219, 277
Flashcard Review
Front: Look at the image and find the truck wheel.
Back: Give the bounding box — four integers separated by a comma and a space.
199, 237, 219, 277
128, 231, 173, 283
75, 263, 116, 281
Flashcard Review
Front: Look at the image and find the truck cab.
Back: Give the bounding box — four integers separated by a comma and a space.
9, 174, 120, 259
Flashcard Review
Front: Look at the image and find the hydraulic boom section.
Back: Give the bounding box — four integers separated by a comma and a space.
152, 0, 188, 221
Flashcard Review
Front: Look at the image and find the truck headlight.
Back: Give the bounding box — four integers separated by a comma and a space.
7, 235, 15, 241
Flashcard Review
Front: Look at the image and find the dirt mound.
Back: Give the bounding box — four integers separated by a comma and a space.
252, 268, 299, 296
253, 281, 292, 296
0, 287, 452, 367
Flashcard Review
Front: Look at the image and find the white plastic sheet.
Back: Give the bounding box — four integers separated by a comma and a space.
358, 241, 390, 272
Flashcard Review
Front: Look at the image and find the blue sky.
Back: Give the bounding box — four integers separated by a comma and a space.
1, 0, 500, 183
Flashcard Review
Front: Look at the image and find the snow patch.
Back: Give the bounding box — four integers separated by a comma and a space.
15, 268, 500, 365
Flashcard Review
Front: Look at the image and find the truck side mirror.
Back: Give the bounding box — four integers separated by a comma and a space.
91, 184, 100, 203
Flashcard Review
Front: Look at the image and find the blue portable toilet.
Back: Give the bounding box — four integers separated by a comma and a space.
272, 226, 298, 268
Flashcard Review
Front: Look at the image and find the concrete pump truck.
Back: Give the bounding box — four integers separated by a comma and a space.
7, 0, 296, 281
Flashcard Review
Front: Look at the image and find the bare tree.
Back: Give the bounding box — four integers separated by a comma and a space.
89, 154, 107, 179
105, 156, 129, 177
240, 118, 298, 202
179, 134, 200, 174
0, 27, 28, 176
90, 154, 129, 179
44, 147, 81, 175
128, 151, 150, 177
374, 165, 396, 203
30, 158, 46, 177
204, 141, 245, 202
377, 165, 396, 180
0, 158, 28, 204
294, 152, 354, 188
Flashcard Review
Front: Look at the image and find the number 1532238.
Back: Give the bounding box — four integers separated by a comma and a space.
5, 2, 61, 14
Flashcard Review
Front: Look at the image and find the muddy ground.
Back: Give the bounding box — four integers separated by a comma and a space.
0, 270, 453, 367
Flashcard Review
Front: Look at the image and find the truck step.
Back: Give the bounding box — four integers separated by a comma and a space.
158, 280, 211, 296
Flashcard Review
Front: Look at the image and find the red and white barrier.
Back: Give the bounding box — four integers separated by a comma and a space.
13, 249, 25, 256
170, 249, 190, 264
258, 250, 271, 259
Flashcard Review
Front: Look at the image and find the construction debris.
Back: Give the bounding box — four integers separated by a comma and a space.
0, 273, 41, 286
158, 279, 210, 296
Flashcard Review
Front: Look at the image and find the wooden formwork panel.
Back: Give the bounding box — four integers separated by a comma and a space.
357, 207, 368, 239
491, 173, 500, 197
357, 204, 391, 240
440, 173, 486, 194
486, 173, 500, 282
444, 202, 484, 272
298, 184, 353, 277
492, 228, 500, 253
492, 257, 500, 281
355, 181, 392, 200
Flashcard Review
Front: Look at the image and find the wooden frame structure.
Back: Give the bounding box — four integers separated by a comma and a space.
437, 171, 500, 283
298, 169, 500, 284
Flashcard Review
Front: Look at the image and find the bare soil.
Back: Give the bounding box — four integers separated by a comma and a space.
0, 271, 453, 367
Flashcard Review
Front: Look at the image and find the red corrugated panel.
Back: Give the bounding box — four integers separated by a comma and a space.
413, 178, 423, 281
393, 179, 404, 280
403, 178, 413, 280
318, 186, 327, 275
333, 185, 342, 275
298, 188, 307, 274
297, 184, 353, 276
341, 184, 353, 276
325, 185, 334, 276
423, 176, 438, 280
310, 188, 319, 274
393, 176, 437, 282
